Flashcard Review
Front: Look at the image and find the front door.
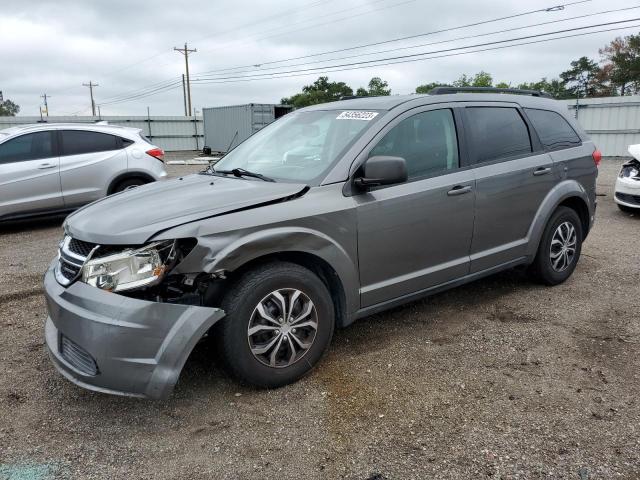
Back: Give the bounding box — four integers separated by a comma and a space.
355, 107, 475, 308
0, 131, 62, 219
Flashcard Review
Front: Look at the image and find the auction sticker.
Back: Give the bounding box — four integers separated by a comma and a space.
336, 111, 379, 121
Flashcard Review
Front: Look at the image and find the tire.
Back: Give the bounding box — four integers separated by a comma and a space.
217, 262, 335, 388
113, 178, 147, 193
617, 203, 637, 214
530, 206, 583, 286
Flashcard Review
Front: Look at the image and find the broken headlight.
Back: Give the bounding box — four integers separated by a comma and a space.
619, 162, 640, 179
81, 240, 175, 292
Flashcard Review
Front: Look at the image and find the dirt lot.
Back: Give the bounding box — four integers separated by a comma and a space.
0, 158, 638, 479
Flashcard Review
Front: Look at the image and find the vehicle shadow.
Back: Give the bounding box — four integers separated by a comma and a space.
0, 215, 66, 234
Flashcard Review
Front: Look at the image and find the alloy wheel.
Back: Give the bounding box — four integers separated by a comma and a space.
549, 221, 577, 272
247, 289, 318, 368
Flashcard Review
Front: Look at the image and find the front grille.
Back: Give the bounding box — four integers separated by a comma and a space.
68, 238, 98, 257
60, 335, 99, 376
59, 261, 81, 280
616, 192, 640, 206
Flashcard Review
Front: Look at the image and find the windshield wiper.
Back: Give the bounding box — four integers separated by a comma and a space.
214, 168, 275, 182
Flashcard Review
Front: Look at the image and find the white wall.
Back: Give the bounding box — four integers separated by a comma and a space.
0, 116, 203, 152
560, 96, 640, 157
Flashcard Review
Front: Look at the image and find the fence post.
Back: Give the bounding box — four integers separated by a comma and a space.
147, 106, 152, 140
193, 109, 199, 151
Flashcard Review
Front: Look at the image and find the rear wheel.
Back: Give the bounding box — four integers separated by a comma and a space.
113, 178, 147, 193
217, 262, 335, 388
530, 206, 583, 285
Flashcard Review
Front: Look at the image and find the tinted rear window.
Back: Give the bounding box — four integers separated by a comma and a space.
466, 107, 532, 163
525, 108, 581, 150
60, 130, 120, 156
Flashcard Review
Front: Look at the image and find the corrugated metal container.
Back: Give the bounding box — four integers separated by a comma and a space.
0, 115, 203, 151
202, 104, 292, 152
559, 95, 640, 157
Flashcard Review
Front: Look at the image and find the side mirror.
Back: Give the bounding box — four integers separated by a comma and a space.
354, 156, 408, 188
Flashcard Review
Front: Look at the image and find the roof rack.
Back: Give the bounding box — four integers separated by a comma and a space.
429, 86, 553, 99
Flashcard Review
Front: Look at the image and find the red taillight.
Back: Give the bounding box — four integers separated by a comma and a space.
146, 147, 165, 162
592, 149, 602, 167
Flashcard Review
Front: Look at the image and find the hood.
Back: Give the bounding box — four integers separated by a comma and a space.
65, 174, 307, 244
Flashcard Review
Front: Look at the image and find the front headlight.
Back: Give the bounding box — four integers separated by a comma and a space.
619, 163, 640, 179
81, 240, 174, 292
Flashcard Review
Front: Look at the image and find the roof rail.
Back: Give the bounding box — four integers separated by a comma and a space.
339, 95, 366, 100
429, 86, 553, 99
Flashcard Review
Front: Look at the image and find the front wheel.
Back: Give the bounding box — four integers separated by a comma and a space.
530, 206, 583, 285
217, 262, 335, 388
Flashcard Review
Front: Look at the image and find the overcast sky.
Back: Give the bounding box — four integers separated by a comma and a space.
1, 0, 638, 117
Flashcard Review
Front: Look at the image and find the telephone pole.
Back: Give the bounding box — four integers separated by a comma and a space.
82, 81, 99, 116
181, 74, 188, 116
40, 93, 50, 117
174, 43, 196, 116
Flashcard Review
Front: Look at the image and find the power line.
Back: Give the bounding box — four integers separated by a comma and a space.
194, 0, 594, 76
189, 20, 640, 86
174, 43, 197, 116
194, 5, 640, 80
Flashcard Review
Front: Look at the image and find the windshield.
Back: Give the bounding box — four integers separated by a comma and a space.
213, 110, 381, 184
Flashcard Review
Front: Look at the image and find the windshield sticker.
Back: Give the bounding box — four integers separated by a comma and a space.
336, 111, 379, 121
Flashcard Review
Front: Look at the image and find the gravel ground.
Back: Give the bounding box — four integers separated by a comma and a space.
0, 157, 638, 479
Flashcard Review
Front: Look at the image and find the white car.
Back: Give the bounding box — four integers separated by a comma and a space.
0, 123, 167, 221
615, 145, 640, 213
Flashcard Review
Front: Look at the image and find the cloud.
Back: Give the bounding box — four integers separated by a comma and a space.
0, 0, 637, 116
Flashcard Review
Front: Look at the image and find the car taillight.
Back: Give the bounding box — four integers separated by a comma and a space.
592, 149, 602, 167
146, 148, 165, 163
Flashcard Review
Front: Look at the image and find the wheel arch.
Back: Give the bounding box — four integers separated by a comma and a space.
107, 171, 155, 194
526, 180, 592, 259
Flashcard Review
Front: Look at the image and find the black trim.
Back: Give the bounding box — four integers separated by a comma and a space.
429, 86, 553, 98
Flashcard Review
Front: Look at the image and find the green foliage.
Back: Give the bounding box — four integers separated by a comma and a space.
0, 99, 20, 116
415, 82, 450, 94
356, 77, 391, 96
517, 78, 570, 99
494, 82, 511, 89
600, 34, 640, 95
453, 71, 493, 87
560, 56, 605, 97
281, 76, 353, 108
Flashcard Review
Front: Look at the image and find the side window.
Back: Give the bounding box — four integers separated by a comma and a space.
524, 108, 581, 151
466, 107, 532, 163
60, 130, 120, 156
0, 131, 54, 164
369, 109, 459, 179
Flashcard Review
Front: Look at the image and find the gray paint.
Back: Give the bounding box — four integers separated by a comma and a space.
47, 92, 597, 398
202, 103, 292, 152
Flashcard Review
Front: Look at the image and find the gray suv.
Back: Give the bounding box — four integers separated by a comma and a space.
43, 88, 599, 399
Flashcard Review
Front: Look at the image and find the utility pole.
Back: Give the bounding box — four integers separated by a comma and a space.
40, 93, 50, 117
181, 74, 188, 116
82, 81, 99, 116
174, 43, 196, 116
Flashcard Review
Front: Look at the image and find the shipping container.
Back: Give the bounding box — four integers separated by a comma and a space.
202, 103, 292, 153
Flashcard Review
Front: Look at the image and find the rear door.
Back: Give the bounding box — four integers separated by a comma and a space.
463, 104, 557, 273
355, 106, 475, 307
0, 131, 62, 219
59, 129, 129, 207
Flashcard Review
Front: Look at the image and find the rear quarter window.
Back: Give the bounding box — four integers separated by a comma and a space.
466, 107, 532, 163
524, 108, 581, 151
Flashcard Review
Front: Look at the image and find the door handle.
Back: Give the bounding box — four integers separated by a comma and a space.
447, 185, 472, 196
38, 163, 56, 170
533, 167, 551, 176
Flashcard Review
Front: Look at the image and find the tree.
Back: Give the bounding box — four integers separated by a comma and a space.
517, 78, 570, 99
356, 77, 391, 97
0, 99, 20, 116
415, 82, 450, 94
600, 34, 640, 95
560, 57, 604, 98
281, 76, 353, 108
453, 71, 493, 87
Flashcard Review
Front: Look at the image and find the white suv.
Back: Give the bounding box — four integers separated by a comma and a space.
0, 123, 167, 221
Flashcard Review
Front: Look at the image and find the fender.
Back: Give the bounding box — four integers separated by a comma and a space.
524, 179, 591, 259
174, 226, 360, 317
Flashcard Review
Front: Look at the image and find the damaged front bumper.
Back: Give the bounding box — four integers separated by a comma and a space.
43, 262, 225, 399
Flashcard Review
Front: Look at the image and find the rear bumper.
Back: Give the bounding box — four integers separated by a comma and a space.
43, 262, 224, 399
614, 177, 640, 208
